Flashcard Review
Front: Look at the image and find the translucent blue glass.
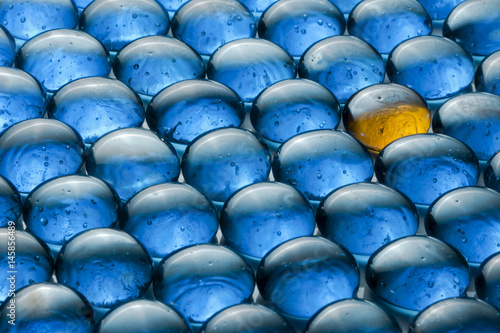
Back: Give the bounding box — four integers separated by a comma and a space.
182, 127, 271, 203
207, 38, 296, 103
0, 25, 15, 66
74, 0, 94, 13
374, 133, 479, 205
317, 182, 419, 256
85, 128, 180, 201
16, 29, 111, 93
0, 118, 85, 194
24, 175, 121, 246
239, 0, 278, 14
56, 228, 154, 309
386, 36, 475, 100
477, 252, 500, 309
443, 0, 500, 56
257, 236, 360, 319
121, 182, 219, 259
416, 0, 465, 20
220, 181, 316, 259
298, 36, 385, 104
476, 51, 500, 96
432, 93, 500, 161
347, 0, 432, 55
113, 36, 205, 97
0, 282, 94, 333
46, 77, 145, 145
146, 79, 245, 145
156, 0, 190, 12
0, 175, 21, 227
485, 151, 500, 192
153, 244, 255, 325
95, 299, 192, 333
0, 229, 53, 302
80, 0, 170, 52
366, 235, 470, 311
272, 129, 373, 201
329, 0, 362, 15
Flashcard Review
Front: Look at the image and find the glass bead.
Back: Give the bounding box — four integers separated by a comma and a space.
46, 77, 145, 145
0, 25, 15, 66
257, 236, 360, 319
113, 36, 205, 97
220, 181, 316, 260
317, 182, 419, 256
0, 175, 21, 227
374, 133, 479, 205
416, 0, 465, 21
0, 282, 94, 333
475, 50, 500, 96
121, 182, 219, 260
146, 79, 245, 145
272, 129, 373, 202
181, 127, 271, 203
153, 244, 255, 325
239, 0, 278, 14
85, 128, 180, 201
298, 35, 385, 104
477, 252, 500, 309
250, 79, 341, 144
485, 151, 500, 192
386, 36, 475, 100
24, 175, 121, 246
207, 38, 296, 103
16, 29, 111, 93
343, 83, 431, 152
95, 299, 192, 333
304, 299, 402, 333
0, 118, 85, 194
432, 92, 500, 161
56, 228, 154, 309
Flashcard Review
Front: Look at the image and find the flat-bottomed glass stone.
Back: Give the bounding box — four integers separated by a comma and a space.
0, 175, 21, 227
476, 252, 500, 310
485, 150, 500, 192
0, 25, 15, 66
475, 51, 500, 96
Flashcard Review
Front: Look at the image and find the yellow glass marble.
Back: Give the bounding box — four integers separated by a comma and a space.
343, 83, 431, 152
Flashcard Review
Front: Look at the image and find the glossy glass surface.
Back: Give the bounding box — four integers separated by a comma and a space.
485, 151, 500, 192
477, 252, 500, 309
239, 0, 278, 13
416, 0, 465, 20
476, 50, 500, 96
157, 0, 190, 12
0, 25, 15, 66
0, 175, 21, 227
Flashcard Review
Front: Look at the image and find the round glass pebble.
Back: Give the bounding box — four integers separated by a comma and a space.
0, 175, 21, 227
0, 25, 15, 66
16, 29, 111, 93
85, 128, 180, 201
0, 118, 85, 194
298, 36, 385, 104
477, 252, 500, 309
386, 36, 475, 100
56, 228, 153, 309
416, 0, 465, 21
121, 182, 219, 259
182, 127, 271, 203
24, 175, 121, 246
475, 50, 500, 96
113, 36, 205, 97
0, 282, 94, 333
485, 151, 500, 192
272, 129, 373, 201
146, 79, 245, 145
343, 83, 431, 152
374, 133, 479, 205
46, 77, 145, 145
207, 38, 296, 103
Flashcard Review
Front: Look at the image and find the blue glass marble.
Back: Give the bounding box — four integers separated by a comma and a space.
24, 175, 121, 246
16, 29, 111, 93
46, 77, 145, 145
432, 92, 500, 161
153, 244, 255, 325
0, 25, 15, 66
113, 36, 205, 97
304, 299, 401, 333
409, 298, 500, 333
416, 0, 465, 20
476, 51, 500, 96
207, 38, 296, 103
0, 229, 53, 302
146, 79, 245, 145
366, 235, 470, 311
0, 282, 94, 333
347, 0, 432, 55
182, 127, 271, 203
56, 228, 153, 308
121, 182, 219, 259
0, 175, 21, 227
317, 182, 419, 256
443, 0, 500, 56
477, 252, 500, 309
257, 236, 360, 319
0, 118, 85, 194
86, 128, 180, 201
239, 0, 278, 14
485, 151, 500, 192
95, 299, 192, 333
272, 129, 373, 202
200, 304, 294, 333
386, 36, 475, 100
80, 0, 170, 52
329, 0, 362, 15
374, 133, 479, 205
220, 181, 316, 259
298, 36, 385, 104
